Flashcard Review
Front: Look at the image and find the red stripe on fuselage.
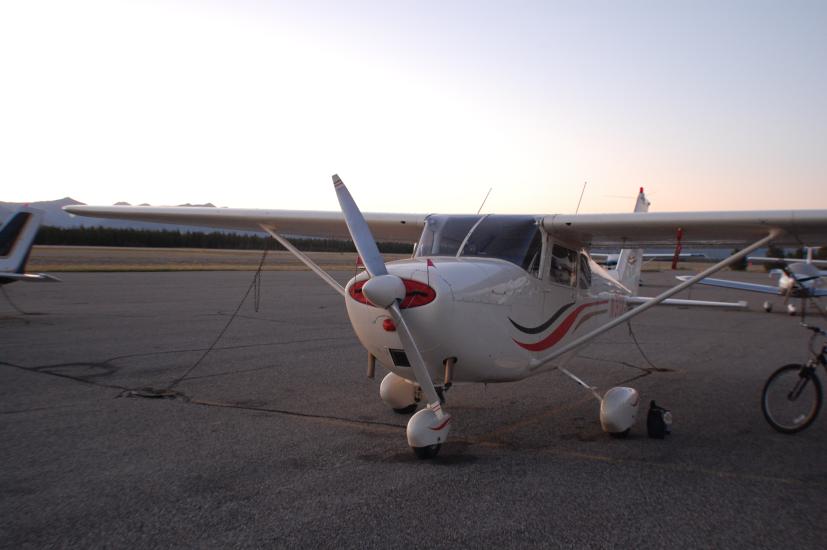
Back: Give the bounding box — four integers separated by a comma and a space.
513, 301, 608, 352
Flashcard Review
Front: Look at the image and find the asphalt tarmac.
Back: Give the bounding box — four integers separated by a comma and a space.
1, 270, 825, 549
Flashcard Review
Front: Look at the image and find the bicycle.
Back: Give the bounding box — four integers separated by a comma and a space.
761, 324, 827, 433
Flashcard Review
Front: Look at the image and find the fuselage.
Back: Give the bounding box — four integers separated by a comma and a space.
777, 262, 824, 295
344, 214, 631, 384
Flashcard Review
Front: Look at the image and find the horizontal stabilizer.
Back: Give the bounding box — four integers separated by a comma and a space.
625, 296, 747, 309
675, 275, 782, 295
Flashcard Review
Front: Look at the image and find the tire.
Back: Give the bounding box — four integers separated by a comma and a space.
392, 404, 418, 415
762, 364, 822, 433
413, 444, 441, 459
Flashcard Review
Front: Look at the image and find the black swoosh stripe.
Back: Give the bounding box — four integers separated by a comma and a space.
509, 302, 575, 335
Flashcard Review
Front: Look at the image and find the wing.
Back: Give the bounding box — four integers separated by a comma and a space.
0, 272, 60, 283
748, 256, 827, 267
674, 275, 783, 295
63, 206, 427, 243
642, 253, 706, 260
65, 205, 827, 247
543, 210, 827, 247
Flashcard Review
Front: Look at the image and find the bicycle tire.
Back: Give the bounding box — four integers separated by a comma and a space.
762, 363, 822, 433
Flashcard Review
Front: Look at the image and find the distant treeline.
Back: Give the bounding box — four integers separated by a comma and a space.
35, 226, 414, 254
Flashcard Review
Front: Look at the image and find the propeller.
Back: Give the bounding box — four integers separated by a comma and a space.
332, 175, 445, 414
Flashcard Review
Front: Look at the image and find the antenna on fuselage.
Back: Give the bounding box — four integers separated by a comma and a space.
476, 188, 492, 215
575, 181, 588, 214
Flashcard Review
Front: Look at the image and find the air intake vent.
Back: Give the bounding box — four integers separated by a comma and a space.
389, 349, 410, 367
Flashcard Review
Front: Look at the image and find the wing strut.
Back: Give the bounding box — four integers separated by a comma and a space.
529, 229, 782, 372
259, 225, 346, 297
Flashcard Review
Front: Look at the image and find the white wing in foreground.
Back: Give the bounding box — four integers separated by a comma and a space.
65, 204, 827, 248
544, 210, 827, 247
64, 206, 428, 243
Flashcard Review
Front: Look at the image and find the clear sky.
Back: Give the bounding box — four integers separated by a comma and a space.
1, 0, 824, 214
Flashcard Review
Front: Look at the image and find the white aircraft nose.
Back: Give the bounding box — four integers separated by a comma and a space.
345, 262, 454, 376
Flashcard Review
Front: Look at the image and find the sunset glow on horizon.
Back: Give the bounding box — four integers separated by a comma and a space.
1, 0, 824, 215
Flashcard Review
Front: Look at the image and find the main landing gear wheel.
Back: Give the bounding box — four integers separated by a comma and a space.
413, 444, 441, 459
763, 301, 773, 313
380, 372, 419, 414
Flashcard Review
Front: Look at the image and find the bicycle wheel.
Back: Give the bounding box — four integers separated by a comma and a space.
762, 364, 822, 433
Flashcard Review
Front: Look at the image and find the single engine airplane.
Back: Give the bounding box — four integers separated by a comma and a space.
65, 177, 827, 458
678, 247, 827, 314
0, 207, 59, 285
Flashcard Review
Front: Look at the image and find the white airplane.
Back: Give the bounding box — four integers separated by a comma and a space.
65, 178, 827, 458
677, 247, 827, 314
0, 207, 60, 285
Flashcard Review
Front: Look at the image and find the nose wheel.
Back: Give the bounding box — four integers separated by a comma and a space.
407, 405, 451, 459
413, 444, 441, 459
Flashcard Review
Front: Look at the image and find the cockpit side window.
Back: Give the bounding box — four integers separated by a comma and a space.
415, 215, 481, 257
550, 244, 577, 286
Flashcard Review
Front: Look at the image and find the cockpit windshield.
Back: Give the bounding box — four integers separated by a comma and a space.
415, 215, 481, 257
415, 214, 542, 273
460, 216, 541, 272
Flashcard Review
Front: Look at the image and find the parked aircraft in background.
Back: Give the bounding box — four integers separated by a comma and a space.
679, 247, 827, 314
593, 252, 706, 268
65, 179, 827, 457
0, 208, 59, 285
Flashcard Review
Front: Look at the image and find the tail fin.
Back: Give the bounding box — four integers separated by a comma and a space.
0, 207, 43, 274
610, 188, 650, 294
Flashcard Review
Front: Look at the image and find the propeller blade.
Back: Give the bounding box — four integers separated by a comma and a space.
332, 174, 388, 278
387, 303, 443, 411
332, 174, 443, 415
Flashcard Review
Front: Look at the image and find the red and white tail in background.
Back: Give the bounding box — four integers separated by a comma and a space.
610, 188, 650, 295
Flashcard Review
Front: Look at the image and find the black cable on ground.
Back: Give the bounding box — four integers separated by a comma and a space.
163, 242, 271, 391
626, 320, 664, 372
